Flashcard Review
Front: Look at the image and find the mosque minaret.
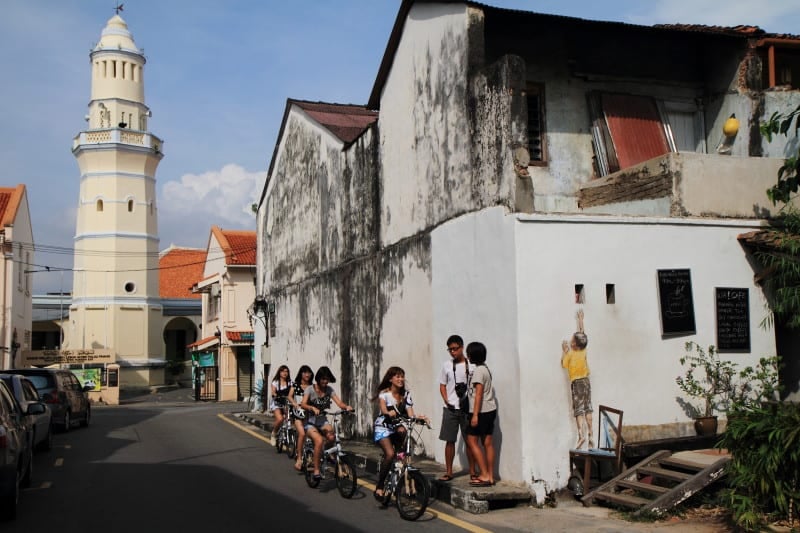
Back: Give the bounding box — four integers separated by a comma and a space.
68, 12, 164, 386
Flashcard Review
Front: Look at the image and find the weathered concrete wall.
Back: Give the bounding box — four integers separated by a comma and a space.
579, 152, 794, 218
379, 3, 519, 245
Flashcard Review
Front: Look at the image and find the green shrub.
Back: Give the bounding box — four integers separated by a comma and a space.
719, 402, 800, 531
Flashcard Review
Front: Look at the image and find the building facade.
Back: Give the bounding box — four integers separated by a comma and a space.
256, 0, 800, 490
0, 185, 34, 370
190, 227, 257, 402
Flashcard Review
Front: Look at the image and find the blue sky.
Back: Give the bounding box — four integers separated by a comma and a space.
2, 0, 799, 293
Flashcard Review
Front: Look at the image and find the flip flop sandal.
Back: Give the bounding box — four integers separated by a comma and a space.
470, 479, 494, 487
437, 474, 453, 481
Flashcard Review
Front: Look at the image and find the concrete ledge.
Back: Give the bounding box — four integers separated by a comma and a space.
233, 411, 531, 514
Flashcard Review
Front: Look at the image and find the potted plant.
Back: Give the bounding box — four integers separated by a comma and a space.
675, 342, 737, 435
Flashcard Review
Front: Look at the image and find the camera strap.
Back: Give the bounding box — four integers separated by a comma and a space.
452, 358, 469, 387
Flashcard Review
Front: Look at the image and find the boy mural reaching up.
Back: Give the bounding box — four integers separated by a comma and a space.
561, 309, 593, 450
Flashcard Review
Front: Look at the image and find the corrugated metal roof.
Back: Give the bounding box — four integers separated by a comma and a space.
292, 100, 378, 144
601, 93, 670, 170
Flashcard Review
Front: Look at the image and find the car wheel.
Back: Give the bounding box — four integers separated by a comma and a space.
61, 410, 71, 433
20, 448, 32, 489
80, 406, 90, 428
0, 467, 19, 521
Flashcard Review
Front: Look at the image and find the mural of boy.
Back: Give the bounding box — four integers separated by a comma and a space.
561, 309, 593, 449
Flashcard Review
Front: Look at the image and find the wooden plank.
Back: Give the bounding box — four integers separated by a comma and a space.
636, 456, 731, 517
582, 450, 672, 507
617, 479, 670, 495
593, 491, 651, 508
638, 466, 692, 482
622, 434, 720, 465
658, 456, 705, 472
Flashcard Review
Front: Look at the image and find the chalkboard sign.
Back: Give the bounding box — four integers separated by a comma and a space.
657, 269, 696, 335
715, 287, 750, 351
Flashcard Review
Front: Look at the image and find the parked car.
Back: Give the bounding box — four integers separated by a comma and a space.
0, 375, 51, 452
0, 379, 43, 520
4, 369, 90, 432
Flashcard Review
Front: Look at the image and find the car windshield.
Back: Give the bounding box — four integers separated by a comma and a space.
24, 375, 55, 395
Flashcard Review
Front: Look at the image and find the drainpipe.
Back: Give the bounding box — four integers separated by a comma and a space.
0, 235, 6, 369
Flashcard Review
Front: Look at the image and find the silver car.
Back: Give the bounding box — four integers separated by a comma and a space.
0, 375, 52, 452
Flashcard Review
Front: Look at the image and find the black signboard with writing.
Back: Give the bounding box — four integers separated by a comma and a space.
657, 269, 696, 335
715, 287, 750, 351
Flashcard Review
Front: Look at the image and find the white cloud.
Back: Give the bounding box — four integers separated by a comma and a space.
160, 163, 265, 228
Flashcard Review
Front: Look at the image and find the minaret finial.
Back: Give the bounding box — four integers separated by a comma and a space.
114, 3, 124, 15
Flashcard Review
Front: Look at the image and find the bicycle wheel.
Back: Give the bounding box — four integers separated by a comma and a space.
275, 429, 284, 454
335, 455, 357, 498
396, 469, 429, 521
303, 448, 320, 488
285, 428, 297, 459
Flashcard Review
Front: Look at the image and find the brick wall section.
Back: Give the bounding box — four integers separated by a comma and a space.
578, 165, 673, 208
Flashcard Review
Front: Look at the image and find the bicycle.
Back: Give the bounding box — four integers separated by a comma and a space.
301, 410, 358, 498
376, 414, 432, 521
274, 400, 297, 459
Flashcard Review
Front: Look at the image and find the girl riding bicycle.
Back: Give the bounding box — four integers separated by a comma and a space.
269, 365, 292, 445
291, 365, 314, 470
372, 366, 428, 501
300, 366, 353, 481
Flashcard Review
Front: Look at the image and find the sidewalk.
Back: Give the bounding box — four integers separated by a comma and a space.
235, 409, 532, 514
232, 409, 728, 531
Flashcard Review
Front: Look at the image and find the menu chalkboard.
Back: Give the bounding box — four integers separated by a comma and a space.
657, 269, 696, 335
716, 287, 750, 351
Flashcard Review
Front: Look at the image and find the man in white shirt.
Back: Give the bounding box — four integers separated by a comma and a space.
437, 334, 477, 481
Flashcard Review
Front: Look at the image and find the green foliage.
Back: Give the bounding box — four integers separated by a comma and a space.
719, 402, 800, 531
761, 105, 800, 206
754, 209, 800, 330
675, 342, 780, 418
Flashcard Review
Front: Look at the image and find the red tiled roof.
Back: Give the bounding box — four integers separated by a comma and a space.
159, 246, 206, 298
292, 100, 378, 144
211, 226, 256, 266
0, 185, 25, 228
226, 330, 254, 343
187, 335, 219, 349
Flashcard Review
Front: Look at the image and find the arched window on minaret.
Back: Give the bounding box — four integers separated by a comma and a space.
96, 199, 104, 212
127, 199, 134, 212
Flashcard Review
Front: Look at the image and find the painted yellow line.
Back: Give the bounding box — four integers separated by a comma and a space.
217, 413, 273, 445
222, 413, 490, 532
54, 458, 64, 467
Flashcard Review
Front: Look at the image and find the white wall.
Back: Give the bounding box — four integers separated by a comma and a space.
515, 213, 773, 488
431, 206, 522, 481
432, 206, 772, 487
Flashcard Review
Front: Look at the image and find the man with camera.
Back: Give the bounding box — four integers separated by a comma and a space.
437, 334, 477, 482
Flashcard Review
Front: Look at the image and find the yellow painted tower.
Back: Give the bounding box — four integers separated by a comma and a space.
68, 13, 164, 387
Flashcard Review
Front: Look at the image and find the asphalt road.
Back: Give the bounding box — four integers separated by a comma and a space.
11, 389, 726, 532
11, 393, 479, 533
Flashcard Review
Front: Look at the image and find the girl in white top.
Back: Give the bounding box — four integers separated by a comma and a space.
269, 365, 292, 444
372, 366, 428, 501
